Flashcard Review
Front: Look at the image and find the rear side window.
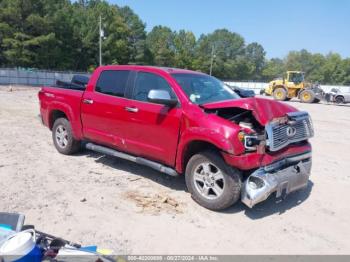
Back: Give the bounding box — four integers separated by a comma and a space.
95, 70, 130, 97
132, 72, 176, 102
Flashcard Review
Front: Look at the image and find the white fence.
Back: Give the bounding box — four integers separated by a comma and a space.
225, 81, 350, 94
0, 68, 89, 86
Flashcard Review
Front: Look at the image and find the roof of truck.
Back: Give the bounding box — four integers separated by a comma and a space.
99, 65, 206, 75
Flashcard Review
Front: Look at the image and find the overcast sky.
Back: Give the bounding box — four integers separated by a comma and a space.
112, 0, 350, 58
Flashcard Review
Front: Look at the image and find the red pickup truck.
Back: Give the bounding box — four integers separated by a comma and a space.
39, 65, 313, 210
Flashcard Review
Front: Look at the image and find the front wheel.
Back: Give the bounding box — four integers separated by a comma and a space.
52, 118, 81, 155
299, 90, 316, 103
335, 96, 345, 104
273, 87, 288, 101
185, 150, 241, 211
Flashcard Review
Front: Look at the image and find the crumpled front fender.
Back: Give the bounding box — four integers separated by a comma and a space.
175, 127, 245, 173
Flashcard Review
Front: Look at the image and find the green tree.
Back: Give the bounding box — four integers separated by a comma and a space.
261, 58, 285, 81
244, 42, 266, 80
173, 30, 196, 69
0, 0, 60, 68
0, 0, 348, 86
193, 29, 245, 79
146, 26, 175, 66
70, 0, 133, 69
342, 58, 350, 85
283, 49, 326, 83
119, 6, 147, 64
319, 53, 346, 84
0, 0, 148, 70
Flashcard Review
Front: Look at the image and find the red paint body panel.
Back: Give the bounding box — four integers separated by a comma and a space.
118, 100, 182, 166
39, 65, 312, 174
39, 88, 84, 139
202, 97, 298, 125
222, 143, 312, 170
81, 91, 131, 148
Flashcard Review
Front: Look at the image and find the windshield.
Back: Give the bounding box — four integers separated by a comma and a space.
171, 73, 240, 104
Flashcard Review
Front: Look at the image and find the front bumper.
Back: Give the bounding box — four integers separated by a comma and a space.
241, 151, 312, 208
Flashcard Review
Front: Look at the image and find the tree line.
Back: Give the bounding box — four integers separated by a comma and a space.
0, 0, 349, 85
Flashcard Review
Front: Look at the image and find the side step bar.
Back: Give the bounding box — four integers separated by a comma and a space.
85, 143, 179, 177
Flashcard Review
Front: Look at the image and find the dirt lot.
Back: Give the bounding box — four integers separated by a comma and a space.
0, 86, 350, 254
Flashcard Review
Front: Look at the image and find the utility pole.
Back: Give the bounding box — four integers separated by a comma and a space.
99, 15, 102, 66
209, 45, 216, 76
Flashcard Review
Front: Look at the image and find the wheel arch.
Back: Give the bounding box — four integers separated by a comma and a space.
335, 95, 345, 103
273, 85, 287, 92
49, 110, 68, 130
335, 95, 345, 100
177, 139, 226, 175
47, 104, 83, 140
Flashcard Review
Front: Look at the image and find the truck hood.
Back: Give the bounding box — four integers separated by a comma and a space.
202, 97, 297, 126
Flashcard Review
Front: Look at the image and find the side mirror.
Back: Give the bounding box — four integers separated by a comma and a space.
147, 90, 178, 107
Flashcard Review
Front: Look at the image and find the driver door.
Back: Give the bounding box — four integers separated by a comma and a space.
122, 71, 182, 166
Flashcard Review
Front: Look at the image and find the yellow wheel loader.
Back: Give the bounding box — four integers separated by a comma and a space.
262, 71, 323, 103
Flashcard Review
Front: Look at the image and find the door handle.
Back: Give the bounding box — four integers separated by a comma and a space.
124, 106, 139, 113
83, 99, 94, 104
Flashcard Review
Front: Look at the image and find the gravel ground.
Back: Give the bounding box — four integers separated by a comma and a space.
0, 86, 349, 254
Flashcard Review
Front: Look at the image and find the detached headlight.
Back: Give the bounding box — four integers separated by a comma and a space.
244, 135, 260, 151
238, 131, 260, 151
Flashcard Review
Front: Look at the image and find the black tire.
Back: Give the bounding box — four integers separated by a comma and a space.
299, 89, 315, 103
185, 150, 241, 211
335, 96, 345, 104
52, 118, 81, 155
273, 87, 288, 101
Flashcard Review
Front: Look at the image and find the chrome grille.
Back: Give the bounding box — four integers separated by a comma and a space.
266, 111, 314, 151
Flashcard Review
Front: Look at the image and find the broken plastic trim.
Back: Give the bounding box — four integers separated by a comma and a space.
241, 152, 312, 208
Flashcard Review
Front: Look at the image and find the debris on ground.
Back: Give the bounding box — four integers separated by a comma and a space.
124, 191, 184, 215
128, 177, 142, 182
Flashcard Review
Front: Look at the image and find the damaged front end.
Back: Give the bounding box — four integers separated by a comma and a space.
204, 106, 267, 153
202, 98, 314, 208
240, 111, 314, 208
241, 151, 312, 208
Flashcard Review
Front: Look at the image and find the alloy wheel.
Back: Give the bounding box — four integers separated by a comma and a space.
193, 162, 225, 200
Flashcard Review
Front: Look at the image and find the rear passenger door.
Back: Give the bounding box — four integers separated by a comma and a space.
122, 71, 182, 166
81, 70, 132, 149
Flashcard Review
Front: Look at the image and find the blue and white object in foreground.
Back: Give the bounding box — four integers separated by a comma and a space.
0, 226, 15, 247
0, 230, 42, 262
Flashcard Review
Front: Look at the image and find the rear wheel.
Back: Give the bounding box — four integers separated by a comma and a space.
185, 150, 241, 211
52, 118, 81, 155
335, 96, 345, 104
273, 87, 287, 101
299, 89, 315, 103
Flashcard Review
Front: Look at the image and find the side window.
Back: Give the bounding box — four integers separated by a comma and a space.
95, 70, 130, 97
132, 72, 176, 102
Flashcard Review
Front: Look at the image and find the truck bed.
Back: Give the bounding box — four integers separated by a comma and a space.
39, 85, 85, 139
54, 74, 90, 91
